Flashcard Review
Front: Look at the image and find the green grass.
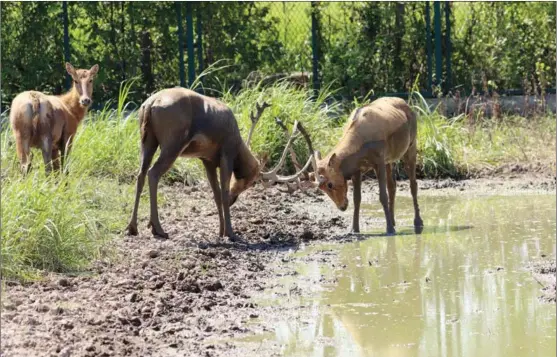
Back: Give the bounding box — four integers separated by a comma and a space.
1, 77, 554, 281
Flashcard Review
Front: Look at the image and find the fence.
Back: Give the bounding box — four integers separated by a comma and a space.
1, 2, 555, 110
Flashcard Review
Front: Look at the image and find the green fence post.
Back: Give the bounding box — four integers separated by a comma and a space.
311, 2, 320, 96
176, 2, 185, 87
425, 2, 432, 95
444, 2, 452, 93
62, 1, 71, 90
196, 5, 203, 77
433, 1, 442, 90
186, 2, 195, 87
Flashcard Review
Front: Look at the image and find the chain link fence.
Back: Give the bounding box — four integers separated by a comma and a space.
1, 1, 555, 111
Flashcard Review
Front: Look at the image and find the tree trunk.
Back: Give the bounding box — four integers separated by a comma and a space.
141, 26, 154, 95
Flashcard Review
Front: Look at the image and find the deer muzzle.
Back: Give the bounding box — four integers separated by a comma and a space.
338, 199, 349, 212
80, 97, 92, 107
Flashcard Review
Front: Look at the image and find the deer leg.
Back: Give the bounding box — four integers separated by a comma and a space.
51, 148, 60, 172
58, 133, 67, 173
404, 144, 423, 234
127, 134, 158, 236
14, 132, 32, 175
376, 162, 395, 235
351, 170, 362, 233
40, 135, 53, 175
146, 143, 182, 239
219, 154, 239, 242
386, 163, 396, 227
202, 160, 224, 237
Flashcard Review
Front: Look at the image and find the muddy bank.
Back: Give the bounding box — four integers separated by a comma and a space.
530, 258, 556, 303
1, 175, 555, 357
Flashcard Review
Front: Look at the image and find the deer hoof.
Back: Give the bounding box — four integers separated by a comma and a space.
386, 227, 396, 236
126, 224, 138, 236
148, 221, 169, 239
227, 233, 242, 243
152, 230, 169, 239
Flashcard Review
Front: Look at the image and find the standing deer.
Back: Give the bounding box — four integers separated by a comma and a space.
9, 62, 99, 174
126, 87, 314, 241
309, 97, 424, 235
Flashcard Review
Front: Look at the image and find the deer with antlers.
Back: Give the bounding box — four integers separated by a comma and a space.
126, 87, 314, 241
309, 97, 424, 235
9, 63, 99, 174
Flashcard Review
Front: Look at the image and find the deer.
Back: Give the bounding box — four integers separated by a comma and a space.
9, 62, 100, 174
309, 97, 424, 235
126, 87, 316, 241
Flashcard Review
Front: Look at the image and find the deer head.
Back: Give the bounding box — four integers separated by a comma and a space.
313, 152, 349, 211
65, 62, 100, 107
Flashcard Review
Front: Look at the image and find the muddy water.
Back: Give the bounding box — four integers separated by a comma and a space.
255, 194, 556, 357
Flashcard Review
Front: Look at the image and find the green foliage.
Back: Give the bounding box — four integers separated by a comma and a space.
451, 2, 556, 93
2, 2, 555, 109
412, 95, 463, 177
0, 173, 128, 280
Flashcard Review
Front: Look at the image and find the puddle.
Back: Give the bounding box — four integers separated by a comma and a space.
246, 194, 556, 357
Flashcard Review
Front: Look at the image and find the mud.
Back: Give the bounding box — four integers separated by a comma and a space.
1, 174, 555, 357
530, 258, 557, 303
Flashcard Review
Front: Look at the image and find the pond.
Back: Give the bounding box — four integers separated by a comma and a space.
243, 194, 556, 357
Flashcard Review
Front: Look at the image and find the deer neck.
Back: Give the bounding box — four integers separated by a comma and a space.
333, 131, 366, 179
59, 87, 87, 123
234, 142, 260, 181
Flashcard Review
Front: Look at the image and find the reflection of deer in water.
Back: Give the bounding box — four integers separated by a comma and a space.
320, 237, 425, 356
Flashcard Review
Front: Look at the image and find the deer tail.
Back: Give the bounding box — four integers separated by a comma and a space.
139, 102, 152, 143
30, 93, 41, 138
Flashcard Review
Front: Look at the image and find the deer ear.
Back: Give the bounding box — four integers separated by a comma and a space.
328, 153, 337, 168
65, 62, 76, 77
89, 64, 99, 76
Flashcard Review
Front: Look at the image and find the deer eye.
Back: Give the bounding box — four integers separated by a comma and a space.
89, 79, 93, 83
327, 182, 333, 190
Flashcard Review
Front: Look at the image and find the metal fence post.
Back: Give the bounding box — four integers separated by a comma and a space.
434, 1, 442, 90
186, 2, 195, 87
176, 2, 185, 87
62, 1, 71, 90
444, 2, 452, 93
196, 5, 203, 76
311, 2, 320, 96
425, 2, 432, 95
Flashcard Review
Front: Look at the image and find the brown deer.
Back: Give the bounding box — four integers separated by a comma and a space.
309, 97, 424, 235
9, 62, 99, 174
126, 87, 314, 241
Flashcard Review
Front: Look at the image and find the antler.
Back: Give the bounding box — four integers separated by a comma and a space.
246, 101, 271, 148
273, 117, 308, 180
260, 120, 316, 184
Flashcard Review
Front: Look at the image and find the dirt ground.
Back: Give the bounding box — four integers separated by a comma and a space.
1, 172, 555, 357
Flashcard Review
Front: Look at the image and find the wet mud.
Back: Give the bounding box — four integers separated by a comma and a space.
1, 174, 555, 357
530, 258, 557, 303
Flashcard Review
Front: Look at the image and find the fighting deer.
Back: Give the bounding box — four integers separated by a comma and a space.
309, 97, 424, 235
9, 62, 99, 174
126, 87, 315, 241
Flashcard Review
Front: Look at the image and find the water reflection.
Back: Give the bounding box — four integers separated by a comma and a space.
274, 195, 556, 357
